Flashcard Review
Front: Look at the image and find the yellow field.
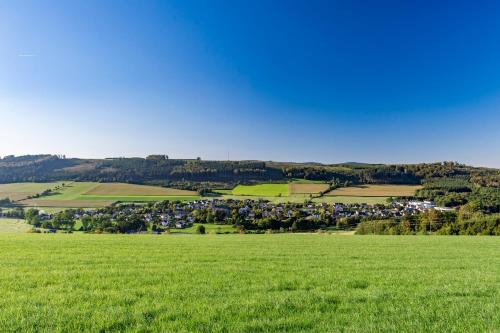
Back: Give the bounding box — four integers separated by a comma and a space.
326, 184, 421, 197
289, 183, 329, 194
83, 183, 196, 196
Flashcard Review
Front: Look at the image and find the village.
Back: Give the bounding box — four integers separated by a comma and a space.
3, 198, 455, 233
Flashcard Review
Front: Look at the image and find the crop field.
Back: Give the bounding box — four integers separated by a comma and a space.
220, 194, 388, 205
0, 234, 498, 332
18, 182, 200, 208
289, 183, 329, 194
232, 184, 290, 197
326, 184, 421, 197
84, 183, 196, 196
221, 194, 312, 203
0, 182, 65, 201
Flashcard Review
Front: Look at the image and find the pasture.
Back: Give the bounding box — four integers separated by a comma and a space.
326, 184, 421, 197
0, 234, 498, 332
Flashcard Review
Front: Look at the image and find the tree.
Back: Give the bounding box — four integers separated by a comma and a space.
196, 224, 206, 234
81, 215, 91, 231
25, 208, 40, 226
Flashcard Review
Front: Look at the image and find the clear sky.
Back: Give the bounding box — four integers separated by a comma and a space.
1, 0, 499, 166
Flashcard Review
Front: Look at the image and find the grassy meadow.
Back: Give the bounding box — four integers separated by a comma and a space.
0, 234, 498, 332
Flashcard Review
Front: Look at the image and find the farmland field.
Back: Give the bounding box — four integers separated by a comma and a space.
232, 184, 289, 197
221, 194, 312, 203
17, 182, 200, 208
326, 184, 421, 197
224, 183, 401, 204
220, 194, 388, 205
0, 234, 498, 332
289, 183, 329, 194
84, 183, 196, 196
313, 195, 389, 205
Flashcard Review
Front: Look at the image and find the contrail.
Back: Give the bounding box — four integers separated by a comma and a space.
18, 54, 38, 57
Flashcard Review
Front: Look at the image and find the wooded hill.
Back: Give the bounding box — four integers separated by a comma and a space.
0, 154, 499, 188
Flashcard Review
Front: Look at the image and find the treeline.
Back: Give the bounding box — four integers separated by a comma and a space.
1, 155, 499, 189
356, 210, 500, 235
25, 209, 75, 230
415, 178, 500, 213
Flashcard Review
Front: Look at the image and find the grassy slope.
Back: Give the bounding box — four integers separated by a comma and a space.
0, 234, 498, 332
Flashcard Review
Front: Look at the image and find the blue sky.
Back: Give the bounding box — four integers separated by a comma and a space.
1, 0, 499, 166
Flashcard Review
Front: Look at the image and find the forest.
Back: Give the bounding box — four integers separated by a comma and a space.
1, 155, 499, 188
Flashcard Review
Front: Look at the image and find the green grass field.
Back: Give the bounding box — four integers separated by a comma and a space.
232, 184, 290, 197
0, 234, 498, 332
